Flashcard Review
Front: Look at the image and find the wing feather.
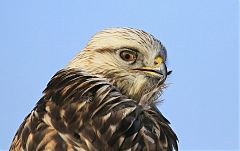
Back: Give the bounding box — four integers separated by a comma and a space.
10, 69, 178, 151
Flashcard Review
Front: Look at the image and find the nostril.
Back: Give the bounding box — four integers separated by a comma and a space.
154, 56, 163, 66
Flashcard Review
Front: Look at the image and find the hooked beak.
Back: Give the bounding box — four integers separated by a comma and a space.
133, 63, 172, 81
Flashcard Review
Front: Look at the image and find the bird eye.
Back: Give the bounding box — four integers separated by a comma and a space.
120, 50, 137, 63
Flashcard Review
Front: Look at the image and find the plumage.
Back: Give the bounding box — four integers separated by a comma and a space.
10, 27, 178, 151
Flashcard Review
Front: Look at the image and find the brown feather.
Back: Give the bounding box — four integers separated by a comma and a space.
10, 69, 178, 151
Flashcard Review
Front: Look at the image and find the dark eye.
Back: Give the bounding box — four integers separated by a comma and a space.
120, 50, 137, 62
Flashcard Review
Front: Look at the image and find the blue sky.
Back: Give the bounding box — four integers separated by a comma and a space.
0, 0, 238, 150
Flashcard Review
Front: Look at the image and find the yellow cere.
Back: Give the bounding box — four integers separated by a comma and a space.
136, 56, 163, 77
154, 56, 163, 66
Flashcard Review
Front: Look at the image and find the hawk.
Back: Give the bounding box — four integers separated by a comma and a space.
10, 27, 178, 151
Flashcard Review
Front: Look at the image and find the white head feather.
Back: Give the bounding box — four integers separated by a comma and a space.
66, 27, 167, 102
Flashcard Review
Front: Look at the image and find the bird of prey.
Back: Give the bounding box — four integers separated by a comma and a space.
10, 27, 178, 151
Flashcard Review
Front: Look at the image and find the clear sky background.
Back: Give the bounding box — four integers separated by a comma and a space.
0, 0, 238, 150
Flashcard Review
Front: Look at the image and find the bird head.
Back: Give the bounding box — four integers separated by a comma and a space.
66, 27, 171, 104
